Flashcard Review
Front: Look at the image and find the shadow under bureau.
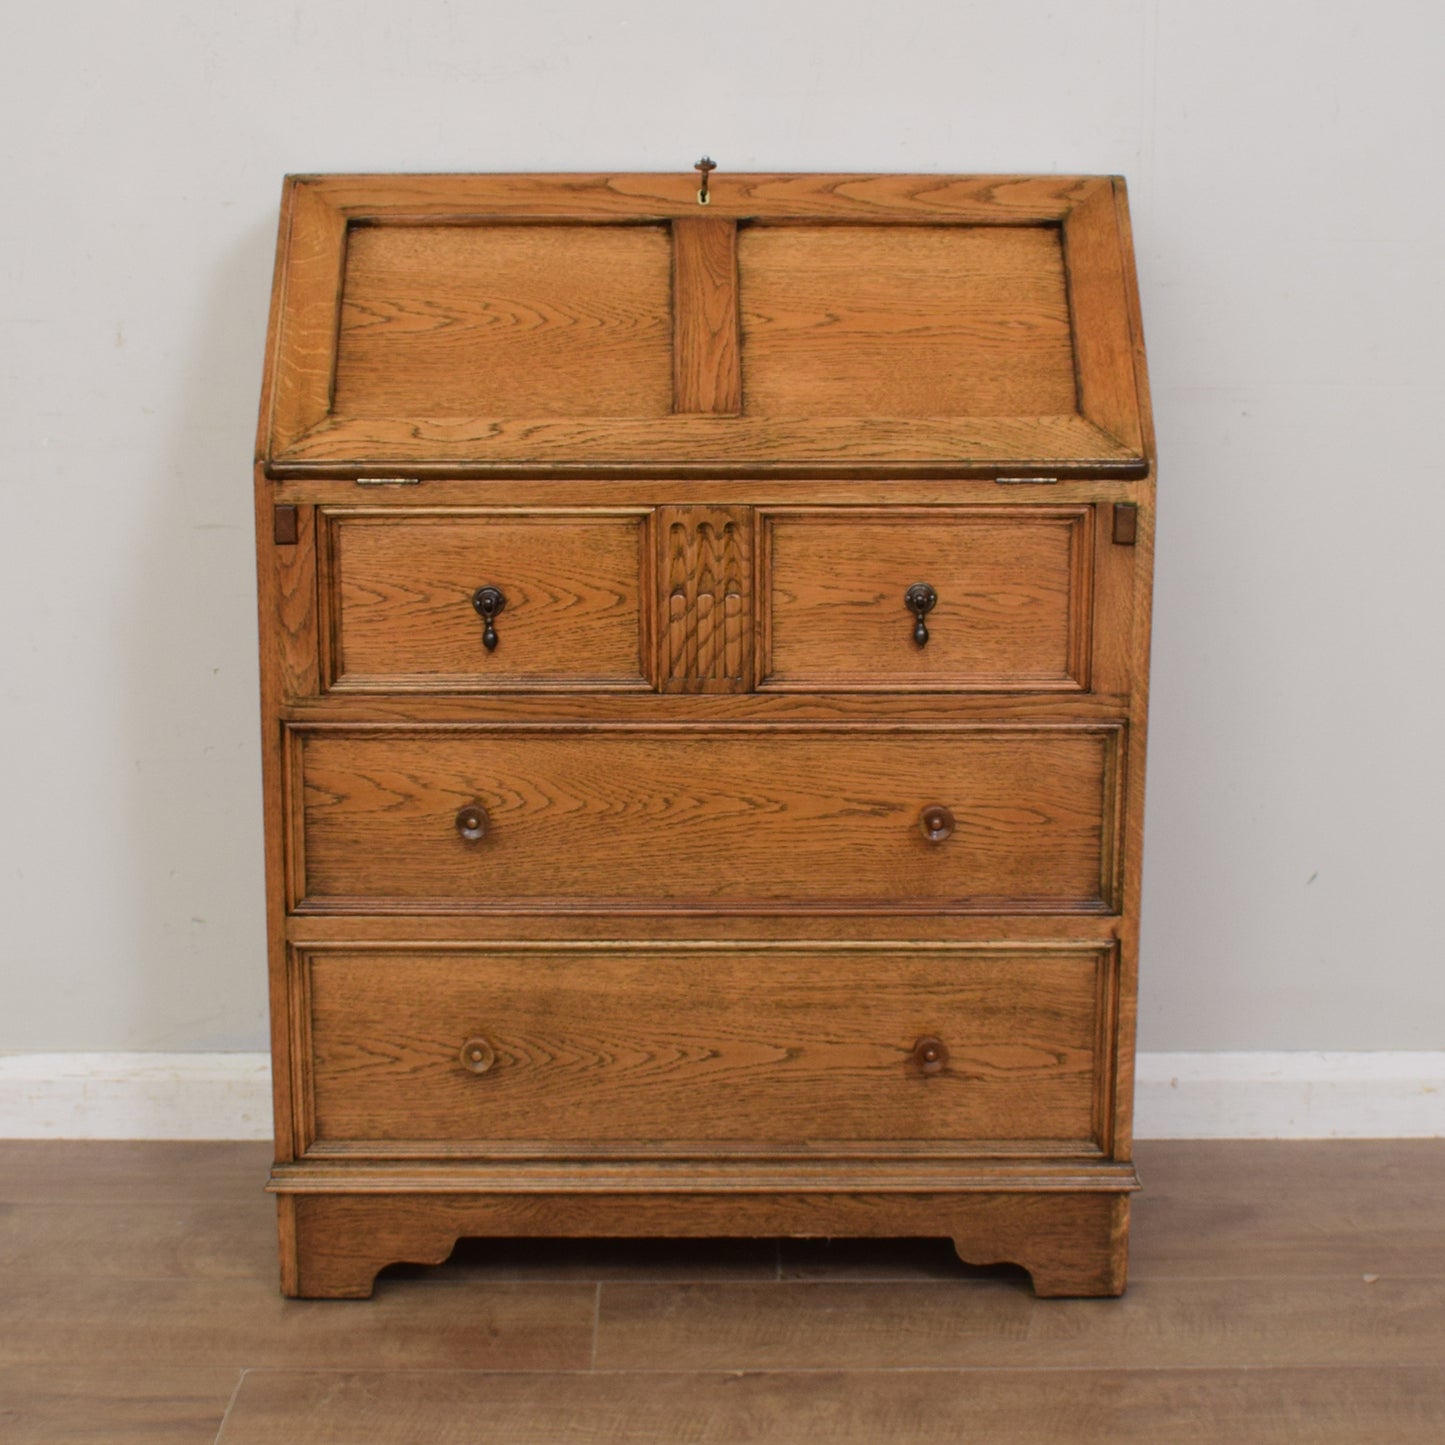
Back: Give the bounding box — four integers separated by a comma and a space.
253, 170, 1156, 1297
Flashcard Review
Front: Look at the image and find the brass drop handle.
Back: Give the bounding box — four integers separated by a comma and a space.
455, 803, 489, 843
913, 1036, 948, 1075
472, 586, 507, 651
904, 582, 937, 646
919, 803, 955, 843
459, 1037, 496, 1074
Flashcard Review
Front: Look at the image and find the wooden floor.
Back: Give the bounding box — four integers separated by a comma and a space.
1, 1142, 1443, 1442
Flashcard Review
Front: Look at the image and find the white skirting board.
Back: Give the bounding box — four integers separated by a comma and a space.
0, 1051, 1442, 1141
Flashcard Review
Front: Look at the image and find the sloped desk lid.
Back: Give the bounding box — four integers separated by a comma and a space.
257, 173, 1151, 478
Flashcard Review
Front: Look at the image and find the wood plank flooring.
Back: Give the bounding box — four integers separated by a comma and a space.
0, 1141, 1442, 1443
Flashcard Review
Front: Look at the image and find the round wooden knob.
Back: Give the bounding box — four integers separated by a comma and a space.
919, 804, 955, 843
459, 1037, 495, 1074
455, 803, 489, 842
913, 1036, 948, 1074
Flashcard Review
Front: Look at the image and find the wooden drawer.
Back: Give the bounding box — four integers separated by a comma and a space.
318, 508, 652, 692
287, 723, 1121, 914
758, 506, 1093, 691
294, 944, 1117, 1157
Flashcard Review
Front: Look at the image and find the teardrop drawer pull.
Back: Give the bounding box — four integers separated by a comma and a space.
472, 585, 507, 651
904, 582, 937, 646
455, 803, 489, 843
913, 1036, 948, 1075
919, 803, 955, 843
459, 1037, 496, 1074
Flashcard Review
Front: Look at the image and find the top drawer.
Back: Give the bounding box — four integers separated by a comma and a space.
319, 508, 651, 692
759, 506, 1093, 692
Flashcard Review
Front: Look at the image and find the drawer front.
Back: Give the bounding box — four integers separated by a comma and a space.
759, 507, 1093, 692
296, 945, 1116, 1156
319, 509, 652, 691
289, 724, 1121, 913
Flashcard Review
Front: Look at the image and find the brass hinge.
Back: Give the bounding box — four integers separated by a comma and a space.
995, 476, 1059, 486
355, 476, 421, 487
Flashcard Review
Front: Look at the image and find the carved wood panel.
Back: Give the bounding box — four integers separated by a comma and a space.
657, 505, 752, 692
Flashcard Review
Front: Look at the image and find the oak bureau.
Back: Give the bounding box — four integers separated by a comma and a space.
253, 169, 1156, 1297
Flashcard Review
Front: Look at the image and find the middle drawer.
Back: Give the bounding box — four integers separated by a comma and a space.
287, 723, 1122, 914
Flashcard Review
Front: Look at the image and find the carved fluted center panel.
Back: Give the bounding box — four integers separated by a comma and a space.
658, 505, 753, 692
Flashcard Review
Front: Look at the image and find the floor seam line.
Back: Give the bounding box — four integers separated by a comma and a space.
211, 1366, 248, 1444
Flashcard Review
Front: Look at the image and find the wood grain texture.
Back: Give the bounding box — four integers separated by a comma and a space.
0, 1273, 596, 1370
0, 1140, 272, 1203
657, 505, 751, 691
1130, 1139, 1445, 1278
272, 411, 1142, 475
594, 1274, 1445, 1371
1062, 180, 1145, 453
739, 224, 1077, 418
671, 218, 741, 414
266, 499, 320, 702
758, 505, 1095, 691
253, 472, 313, 1160
214, 1366, 1445, 1445
0, 1199, 275, 1280
272, 474, 1143, 508
333, 223, 675, 418
279, 1190, 1129, 1298
0, 1367, 241, 1445
295, 945, 1113, 1154
262, 182, 346, 460
260, 174, 1148, 474
319, 507, 651, 691
289, 724, 1122, 913
299, 171, 1113, 222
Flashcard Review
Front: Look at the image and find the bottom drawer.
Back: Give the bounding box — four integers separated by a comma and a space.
294, 944, 1118, 1158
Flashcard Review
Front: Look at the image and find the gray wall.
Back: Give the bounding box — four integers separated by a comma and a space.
3, 1, 1441, 1052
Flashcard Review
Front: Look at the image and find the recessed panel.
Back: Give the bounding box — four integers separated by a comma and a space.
739, 225, 1078, 418
761, 506, 1091, 691
291, 725, 1120, 913
320, 509, 651, 691
302, 946, 1110, 1152
332, 224, 675, 417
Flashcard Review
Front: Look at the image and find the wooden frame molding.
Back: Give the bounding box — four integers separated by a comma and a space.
257, 174, 1149, 478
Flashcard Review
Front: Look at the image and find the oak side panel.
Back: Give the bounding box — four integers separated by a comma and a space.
252, 469, 314, 1164
1107, 183, 1155, 1162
